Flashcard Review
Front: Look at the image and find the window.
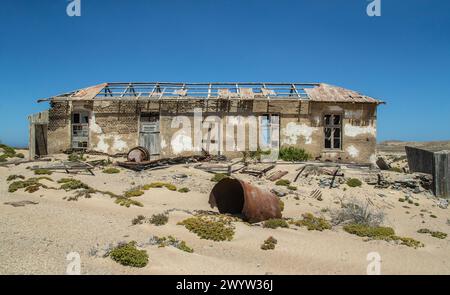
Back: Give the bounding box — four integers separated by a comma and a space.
324, 114, 341, 150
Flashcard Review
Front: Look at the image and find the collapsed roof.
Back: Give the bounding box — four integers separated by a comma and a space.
38, 82, 384, 104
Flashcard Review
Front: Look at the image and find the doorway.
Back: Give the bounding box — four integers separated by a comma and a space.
139, 113, 160, 156
71, 111, 89, 149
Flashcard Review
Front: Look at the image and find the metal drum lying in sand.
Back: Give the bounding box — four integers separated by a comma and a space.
127, 147, 150, 163
209, 178, 282, 223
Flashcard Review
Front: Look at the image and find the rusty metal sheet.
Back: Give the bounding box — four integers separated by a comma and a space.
209, 178, 282, 223
305, 83, 383, 104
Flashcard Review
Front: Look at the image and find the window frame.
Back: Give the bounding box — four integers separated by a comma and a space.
323, 113, 343, 151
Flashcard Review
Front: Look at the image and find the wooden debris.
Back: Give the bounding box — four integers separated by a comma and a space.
241, 164, 275, 178
31, 161, 95, 175
118, 155, 209, 172
267, 171, 288, 182
376, 157, 391, 170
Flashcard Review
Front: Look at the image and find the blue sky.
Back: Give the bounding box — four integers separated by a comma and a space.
0, 0, 449, 147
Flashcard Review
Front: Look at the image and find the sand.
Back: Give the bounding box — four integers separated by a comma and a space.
1, 151, 449, 275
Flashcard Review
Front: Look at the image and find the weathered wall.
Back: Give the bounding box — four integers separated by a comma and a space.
47, 101, 71, 154
44, 98, 378, 163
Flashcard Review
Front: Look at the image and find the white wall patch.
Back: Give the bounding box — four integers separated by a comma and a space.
282, 122, 318, 145
347, 145, 360, 158
344, 124, 376, 137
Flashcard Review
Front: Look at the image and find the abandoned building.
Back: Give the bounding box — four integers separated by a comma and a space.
28, 82, 384, 163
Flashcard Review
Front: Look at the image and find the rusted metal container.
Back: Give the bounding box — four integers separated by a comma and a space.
209, 178, 282, 223
127, 146, 150, 163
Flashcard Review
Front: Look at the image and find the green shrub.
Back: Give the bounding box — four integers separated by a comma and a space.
114, 197, 144, 208
211, 173, 229, 182
34, 169, 52, 175
263, 218, 289, 229
417, 228, 447, 239
279, 199, 285, 212
124, 189, 144, 198
261, 236, 278, 250
398, 198, 405, 202
287, 185, 297, 191
178, 215, 235, 241
275, 179, 290, 186
68, 152, 85, 162
346, 178, 362, 187
58, 179, 89, 191
153, 236, 194, 253
149, 213, 169, 226
430, 214, 437, 218
132, 215, 146, 225
178, 187, 190, 193
177, 241, 194, 253
143, 182, 177, 191
0, 144, 16, 157
294, 213, 332, 231
343, 223, 424, 248
109, 241, 148, 268
279, 146, 310, 162
102, 167, 120, 174
16, 153, 25, 159
7, 175, 25, 181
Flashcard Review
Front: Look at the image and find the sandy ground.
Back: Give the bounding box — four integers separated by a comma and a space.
1, 151, 449, 275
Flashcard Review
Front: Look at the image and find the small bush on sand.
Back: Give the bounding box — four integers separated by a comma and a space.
211, 173, 229, 183
152, 236, 194, 253
417, 228, 447, 239
294, 213, 332, 231
346, 178, 362, 187
275, 179, 290, 186
279, 146, 310, 162
132, 215, 146, 225
115, 197, 144, 208
124, 189, 144, 198
178, 187, 190, 193
263, 218, 289, 229
398, 198, 405, 202
58, 179, 89, 191
68, 152, 86, 162
389, 167, 403, 173
34, 169, 52, 175
331, 199, 385, 227
108, 241, 148, 268
66, 188, 96, 201
149, 213, 169, 226
16, 153, 25, 158
178, 215, 235, 241
287, 185, 297, 191
143, 182, 177, 191
344, 224, 424, 249
7, 175, 25, 181
430, 214, 437, 218
261, 236, 278, 250
102, 167, 120, 174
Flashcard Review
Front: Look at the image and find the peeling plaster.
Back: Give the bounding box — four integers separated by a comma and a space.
347, 145, 360, 158
160, 138, 167, 150
344, 124, 376, 137
369, 154, 377, 164
171, 132, 193, 154
282, 122, 318, 145
90, 114, 103, 134
94, 134, 128, 154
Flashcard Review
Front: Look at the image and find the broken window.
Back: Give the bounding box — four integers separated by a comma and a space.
324, 114, 341, 150
72, 111, 89, 150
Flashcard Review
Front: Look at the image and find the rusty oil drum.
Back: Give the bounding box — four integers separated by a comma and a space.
209, 178, 282, 223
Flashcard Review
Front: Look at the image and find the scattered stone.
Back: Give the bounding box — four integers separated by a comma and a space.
271, 187, 287, 197
173, 173, 188, 179
437, 199, 448, 209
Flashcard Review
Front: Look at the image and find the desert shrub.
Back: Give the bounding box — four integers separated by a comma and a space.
132, 215, 146, 225
58, 179, 89, 191
152, 236, 194, 253
344, 224, 395, 238
143, 182, 177, 191
178, 187, 190, 193
102, 167, 120, 174
278, 199, 285, 212
331, 199, 384, 226
211, 173, 229, 182
66, 188, 96, 201
417, 229, 447, 239
114, 197, 143, 208
398, 198, 405, 202
34, 169, 52, 175
25, 184, 43, 193
108, 241, 148, 268
430, 214, 437, 218
275, 179, 290, 187
287, 185, 297, 191
261, 236, 278, 250
68, 152, 85, 162
0, 144, 17, 159
294, 213, 332, 231
178, 215, 235, 241
0, 155, 8, 162
279, 146, 310, 162
389, 167, 403, 173
7, 175, 25, 181
263, 218, 289, 229
149, 213, 169, 226
8, 179, 39, 193
346, 178, 362, 187
16, 153, 25, 159
124, 189, 144, 198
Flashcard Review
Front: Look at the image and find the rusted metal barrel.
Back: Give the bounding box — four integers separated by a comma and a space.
127, 147, 150, 163
209, 178, 282, 223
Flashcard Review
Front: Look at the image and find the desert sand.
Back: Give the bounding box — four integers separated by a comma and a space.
1, 150, 449, 275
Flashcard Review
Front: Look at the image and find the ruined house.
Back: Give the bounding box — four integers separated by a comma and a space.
29, 82, 384, 163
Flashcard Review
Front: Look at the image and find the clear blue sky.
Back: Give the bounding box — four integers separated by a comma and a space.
1, 0, 449, 147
